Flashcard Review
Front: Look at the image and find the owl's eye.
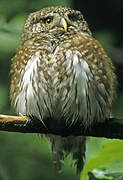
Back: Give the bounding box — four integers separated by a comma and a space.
68, 13, 80, 21
43, 16, 53, 24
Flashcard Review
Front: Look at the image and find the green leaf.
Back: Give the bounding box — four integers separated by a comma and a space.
81, 140, 123, 180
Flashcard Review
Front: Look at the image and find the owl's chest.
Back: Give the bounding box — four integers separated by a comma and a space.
15, 45, 107, 126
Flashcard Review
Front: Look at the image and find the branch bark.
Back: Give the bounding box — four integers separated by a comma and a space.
0, 114, 123, 139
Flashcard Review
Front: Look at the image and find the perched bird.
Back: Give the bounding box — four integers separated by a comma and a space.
10, 6, 116, 173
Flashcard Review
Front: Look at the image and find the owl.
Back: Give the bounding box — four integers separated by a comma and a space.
10, 6, 116, 173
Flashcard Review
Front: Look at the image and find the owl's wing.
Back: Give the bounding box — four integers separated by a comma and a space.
55, 35, 116, 126
10, 42, 52, 124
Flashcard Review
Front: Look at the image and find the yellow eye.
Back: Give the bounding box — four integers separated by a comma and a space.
45, 18, 52, 24
43, 16, 53, 24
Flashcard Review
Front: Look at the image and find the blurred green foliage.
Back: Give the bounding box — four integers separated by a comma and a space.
0, 0, 123, 180
82, 139, 123, 180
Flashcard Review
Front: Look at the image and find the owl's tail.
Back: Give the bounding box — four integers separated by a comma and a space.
48, 135, 86, 174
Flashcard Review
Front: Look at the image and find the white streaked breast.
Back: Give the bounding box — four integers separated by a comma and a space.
15, 48, 108, 127
15, 51, 51, 122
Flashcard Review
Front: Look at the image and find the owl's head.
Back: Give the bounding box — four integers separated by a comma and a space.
22, 6, 91, 41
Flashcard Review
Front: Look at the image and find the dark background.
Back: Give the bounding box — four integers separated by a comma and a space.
0, 0, 123, 179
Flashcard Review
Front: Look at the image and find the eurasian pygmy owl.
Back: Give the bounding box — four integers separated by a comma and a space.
10, 6, 116, 173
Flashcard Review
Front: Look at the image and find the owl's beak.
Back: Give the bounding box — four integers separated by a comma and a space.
59, 18, 67, 32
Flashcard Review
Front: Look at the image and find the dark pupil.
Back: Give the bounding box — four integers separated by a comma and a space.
45, 18, 51, 24
44, 16, 53, 24
68, 13, 78, 21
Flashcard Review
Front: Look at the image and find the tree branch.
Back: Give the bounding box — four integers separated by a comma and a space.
0, 114, 123, 139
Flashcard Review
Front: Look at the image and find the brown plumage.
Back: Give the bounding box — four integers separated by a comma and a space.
10, 6, 116, 173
